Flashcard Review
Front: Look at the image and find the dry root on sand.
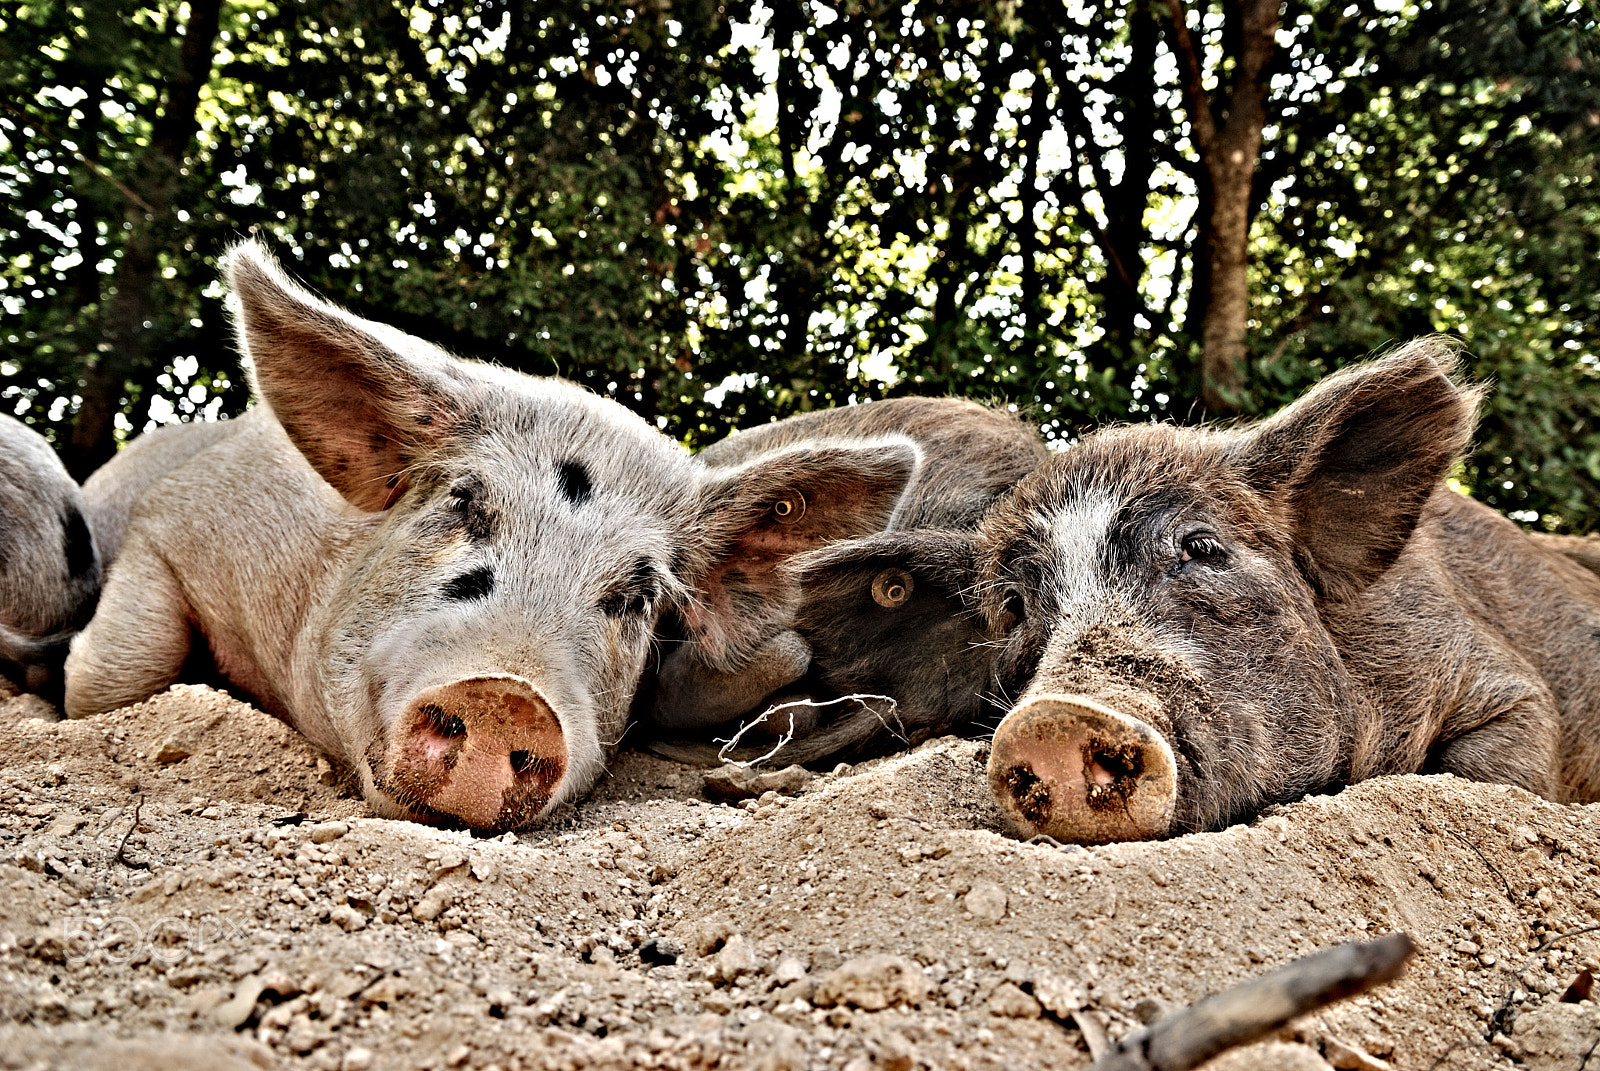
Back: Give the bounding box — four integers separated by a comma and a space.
1091, 933, 1415, 1071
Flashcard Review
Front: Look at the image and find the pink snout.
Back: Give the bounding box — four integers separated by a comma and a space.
987, 693, 1177, 844
386, 676, 566, 830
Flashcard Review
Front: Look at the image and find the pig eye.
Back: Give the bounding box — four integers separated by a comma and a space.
598, 557, 662, 619
771, 491, 806, 524
871, 568, 914, 608
445, 477, 495, 541
1177, 532, 1225, 571
999, 587, 1026, 633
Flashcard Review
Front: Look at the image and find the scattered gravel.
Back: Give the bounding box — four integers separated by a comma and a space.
1, 681, 1598, 1070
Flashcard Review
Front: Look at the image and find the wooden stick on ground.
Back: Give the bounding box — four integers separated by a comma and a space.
1090, 932, 1415, 1071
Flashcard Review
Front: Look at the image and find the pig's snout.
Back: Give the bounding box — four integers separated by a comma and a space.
389, 676, 567, 829
987, 693, 1176, 844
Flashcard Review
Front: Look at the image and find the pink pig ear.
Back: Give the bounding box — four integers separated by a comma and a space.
225, 240, 471, 511
1236, 336, 1484, 601
677, 439, 920, 669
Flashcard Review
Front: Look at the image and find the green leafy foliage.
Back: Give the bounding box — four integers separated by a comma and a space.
2, 0, 1597, 526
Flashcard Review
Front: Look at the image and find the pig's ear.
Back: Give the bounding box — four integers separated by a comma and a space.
1238, 336, 1484, 600
784, 528, 982, 601
677, 439, 920, 666
225, 240, 468, 511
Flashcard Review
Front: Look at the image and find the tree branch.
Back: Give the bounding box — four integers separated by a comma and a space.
1091, 933, 1415, 1071
1157, 0, 1216, 152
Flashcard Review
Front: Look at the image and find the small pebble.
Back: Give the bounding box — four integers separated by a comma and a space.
154, 739, 192, 764
963, 881, 1008, 922
640, 937, 682, 966
774, 956, 808, 985
309, 821, 348, 844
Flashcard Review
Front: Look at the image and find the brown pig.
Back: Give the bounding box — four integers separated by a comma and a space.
977, 339, 1600, 843
65, 242, 916, 830
647, 397, 1047, 763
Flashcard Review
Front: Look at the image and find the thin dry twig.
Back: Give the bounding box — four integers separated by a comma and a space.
1452, 831, 1516, 908
112, 793, 147, 869
1089, 933, 1415, 1071
715, 708, 795, 767
1486, 923, 1600, 1040
714, 693, 899, 767
1533, 923, 1600, 955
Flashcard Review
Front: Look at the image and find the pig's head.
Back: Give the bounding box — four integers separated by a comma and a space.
226, 242, 698, 830
768, 529, 999, 759
980, 339, 1482, 843
0, 415, 101, 699
648, 436, 921, 733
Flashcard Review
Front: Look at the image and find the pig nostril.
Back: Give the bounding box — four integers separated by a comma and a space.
1004, 764, 1052, 827
422, 703, 467, 739
509, 750, 533, 775
1084, 740, 1145, 804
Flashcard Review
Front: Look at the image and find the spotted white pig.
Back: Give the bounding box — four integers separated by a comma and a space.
66, 242, 912, 830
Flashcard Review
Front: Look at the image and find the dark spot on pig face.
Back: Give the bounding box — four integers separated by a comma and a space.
324, 392, 696, 832
556, 460, 593, 506
979, 428, 1358, 835
442, 566, 495, 602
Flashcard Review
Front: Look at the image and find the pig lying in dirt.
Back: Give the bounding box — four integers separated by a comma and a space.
978, 339, 1600, 843
647, 397, 1047, 764
0, 415, 101, 697
66, 242, 916, 831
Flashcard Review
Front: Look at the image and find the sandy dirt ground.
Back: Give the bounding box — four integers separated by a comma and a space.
3, 681, 1600, 1070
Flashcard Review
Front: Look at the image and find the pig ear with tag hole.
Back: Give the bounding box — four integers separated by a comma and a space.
225, 240, 473, 511
679, 439, 921, 667
1237, 336, 1484, 601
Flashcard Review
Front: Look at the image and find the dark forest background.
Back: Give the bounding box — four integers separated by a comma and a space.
3, 0, 1598, 526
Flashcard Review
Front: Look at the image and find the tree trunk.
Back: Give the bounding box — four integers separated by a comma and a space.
1161, 0, 1279, 415
66, 0, 224, 480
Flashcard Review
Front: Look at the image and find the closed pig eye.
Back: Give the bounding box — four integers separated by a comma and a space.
998, 587, 1026, 634
597, 557, 662, 618
1173, 531, 1225, 575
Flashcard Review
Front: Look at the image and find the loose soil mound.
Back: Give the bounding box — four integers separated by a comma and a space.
2, 683, 1598, 1070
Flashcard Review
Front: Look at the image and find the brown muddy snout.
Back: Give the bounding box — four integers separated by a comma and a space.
987, 693, 1177, 844
388, 676, 566, 829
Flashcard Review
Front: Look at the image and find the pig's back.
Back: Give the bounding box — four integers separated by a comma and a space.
699, 397, 1048, 529
1427, 492, 1600, 800
84, 419, 243, 567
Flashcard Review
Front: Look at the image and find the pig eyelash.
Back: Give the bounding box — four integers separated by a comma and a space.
955, 577, 1013, 620
1000, 588, 1026, 631
1181, 532, 1224, 559
597, 556, 667, 620
1169, 531, 1226, 577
